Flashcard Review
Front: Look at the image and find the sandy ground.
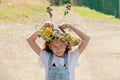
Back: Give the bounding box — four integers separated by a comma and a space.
0, 8, 120, 80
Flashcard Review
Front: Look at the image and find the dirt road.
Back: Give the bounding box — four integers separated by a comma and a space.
0, 8, 120, 80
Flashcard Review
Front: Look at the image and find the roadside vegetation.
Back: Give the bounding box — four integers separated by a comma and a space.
0, 0, 119, 23
72, 6, 120, 22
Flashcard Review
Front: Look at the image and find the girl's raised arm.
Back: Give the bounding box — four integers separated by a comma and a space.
59, 23, 90, 54
69, 25, 90, 54
27, 31, 41, 56
27, 21, 54, 56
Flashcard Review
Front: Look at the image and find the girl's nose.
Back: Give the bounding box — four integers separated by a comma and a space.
56, 47, 61, 52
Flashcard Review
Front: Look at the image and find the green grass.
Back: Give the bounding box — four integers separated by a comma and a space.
1, 5, 120, 23
72, 6, 120, 21
0, 6, 46, 23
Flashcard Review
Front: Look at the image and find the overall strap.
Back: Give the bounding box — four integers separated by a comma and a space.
48, 53, 53, 66
64, 53, 68, 65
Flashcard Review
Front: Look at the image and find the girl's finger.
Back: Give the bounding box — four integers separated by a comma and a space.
58, 25, 64, 29
48, 24, 54, 29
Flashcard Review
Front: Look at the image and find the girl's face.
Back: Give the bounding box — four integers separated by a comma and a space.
49, 41, 67, 58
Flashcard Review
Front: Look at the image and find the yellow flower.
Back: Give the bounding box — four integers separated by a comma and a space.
65, 35, 74, 43
43, 27, 53, 36
74, 38, 80, 45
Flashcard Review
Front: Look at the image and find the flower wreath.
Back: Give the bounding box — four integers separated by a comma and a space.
36, 4, 80, 46
37, 26, 80, 46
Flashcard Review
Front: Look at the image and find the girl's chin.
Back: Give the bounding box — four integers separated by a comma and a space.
56, 54, 64, 58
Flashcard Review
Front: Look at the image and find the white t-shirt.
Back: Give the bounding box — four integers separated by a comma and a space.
39, 48, 81, 80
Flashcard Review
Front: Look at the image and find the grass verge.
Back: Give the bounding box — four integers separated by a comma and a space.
0, 6, 46, 23
72, 6, 120, 22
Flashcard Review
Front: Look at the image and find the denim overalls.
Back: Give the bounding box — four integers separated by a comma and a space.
47, 53, 69, 80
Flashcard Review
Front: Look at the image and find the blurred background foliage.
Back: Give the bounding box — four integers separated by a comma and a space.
0, 0, 119, 23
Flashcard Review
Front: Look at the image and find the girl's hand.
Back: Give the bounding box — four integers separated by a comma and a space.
58, 23, 72, 29
44, 21, 54, 29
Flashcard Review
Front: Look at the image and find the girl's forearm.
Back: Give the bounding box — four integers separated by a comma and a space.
27, 31, 39, 41
27, 31, 41, 55
68, 24, 90, 40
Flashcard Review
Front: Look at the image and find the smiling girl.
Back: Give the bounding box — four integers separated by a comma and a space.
27, 22, 90, 80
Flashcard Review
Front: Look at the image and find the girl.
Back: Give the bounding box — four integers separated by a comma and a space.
27, 22, 90, 80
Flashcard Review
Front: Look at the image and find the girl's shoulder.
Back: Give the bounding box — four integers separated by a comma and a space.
68, 47, 80, 54
68, 47, 81, 67
39, 50, 50, 68
40, 49, 49, 53
40, 49, 50, 58
68, 47, 80, 60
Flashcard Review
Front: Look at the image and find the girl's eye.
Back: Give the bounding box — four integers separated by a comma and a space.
52, 46, 57, 49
